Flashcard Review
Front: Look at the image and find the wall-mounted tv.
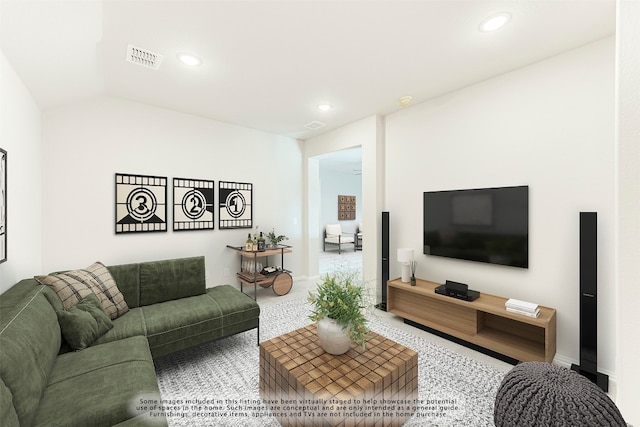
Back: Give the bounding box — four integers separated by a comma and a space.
423, 186, 529, 268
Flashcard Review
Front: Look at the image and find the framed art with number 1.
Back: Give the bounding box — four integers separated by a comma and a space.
219, 181, 252, 229
115, 173, 167, 234
173, 177, 214, 231
1, 148, 6, 263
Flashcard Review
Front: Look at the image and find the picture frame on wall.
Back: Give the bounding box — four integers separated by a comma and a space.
0, 148, 6, 263
219, 181, 252, 229
173, 177, 215, 231
338, 195, 356, 220
115, 173, 167, 234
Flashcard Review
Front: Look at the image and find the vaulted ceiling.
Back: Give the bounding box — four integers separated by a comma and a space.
2, 1, 616, 140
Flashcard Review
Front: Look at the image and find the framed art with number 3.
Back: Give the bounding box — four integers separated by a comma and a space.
219, 181, 252, 229
173, 177, 214, 231
1, 148, 6, 263
115, 173, 167, 234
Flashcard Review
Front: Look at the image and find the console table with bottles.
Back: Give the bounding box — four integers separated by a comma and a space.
226, 244, 293, 300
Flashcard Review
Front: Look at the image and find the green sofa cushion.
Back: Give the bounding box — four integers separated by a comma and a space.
205, 285, 260, 328
143, 285, 259, 357
32, 336, 163, 427
139, 256, 205, 306
107, 262, 141, 308
57, 293, 114, 351
0, 289, 61, 427
93, 307, 147, 346
0, 278, 42, 321
0, 377, 19, 427
141, 294, 223, 357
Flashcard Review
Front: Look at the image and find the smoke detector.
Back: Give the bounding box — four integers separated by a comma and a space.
304, 121, 326, 130
398, 96, 413, 108
126, 44, 163, 70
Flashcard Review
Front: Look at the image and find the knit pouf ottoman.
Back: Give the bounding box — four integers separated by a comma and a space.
494, 362, 626, 427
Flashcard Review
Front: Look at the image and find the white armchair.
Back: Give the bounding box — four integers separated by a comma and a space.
323, 223, 356, 254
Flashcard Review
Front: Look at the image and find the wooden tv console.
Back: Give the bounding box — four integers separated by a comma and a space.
387, 278, 556, 363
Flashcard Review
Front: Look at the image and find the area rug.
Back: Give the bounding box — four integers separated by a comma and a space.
154, 298, 508, 426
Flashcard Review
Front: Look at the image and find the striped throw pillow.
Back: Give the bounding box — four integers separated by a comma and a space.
36, 262, 129, 319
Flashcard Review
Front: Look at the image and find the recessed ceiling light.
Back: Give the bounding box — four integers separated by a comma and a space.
317, 104, 333, 112
479, 12, 511, 32
177, 52, 202, 66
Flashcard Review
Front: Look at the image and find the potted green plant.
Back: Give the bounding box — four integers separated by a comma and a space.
266, 229, 288, 248
308, 270, 370, 354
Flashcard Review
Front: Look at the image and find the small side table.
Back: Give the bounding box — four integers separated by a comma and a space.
355, 232, 363, 251
226, 245, 293, 300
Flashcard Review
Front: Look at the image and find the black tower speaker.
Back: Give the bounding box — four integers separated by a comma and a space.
377, 211, 390, 311
571, 212, 609, 392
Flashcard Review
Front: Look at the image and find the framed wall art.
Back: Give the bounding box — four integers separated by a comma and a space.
219, 181, 252, 229
115, 173, 167, 234
338, 195, 356, 220
173, 177, 215, 231
0, 148, 6, 263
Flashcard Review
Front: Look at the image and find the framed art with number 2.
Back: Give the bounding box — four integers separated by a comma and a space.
173, 177, 214, 231
115, 173, 167, 234
1, 148, 6, 263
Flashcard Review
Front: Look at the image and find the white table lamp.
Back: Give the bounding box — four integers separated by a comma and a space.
397, 248, 414, 283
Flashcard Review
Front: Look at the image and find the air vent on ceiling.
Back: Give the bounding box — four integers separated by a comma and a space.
304, 121, 326, 130
126, 44, 163, 70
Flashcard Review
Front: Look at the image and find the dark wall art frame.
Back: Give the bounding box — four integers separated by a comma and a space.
0, 148, 6, 263
115, 173, 167, 234
219, 181, 253, 229
173, 177, 215, 231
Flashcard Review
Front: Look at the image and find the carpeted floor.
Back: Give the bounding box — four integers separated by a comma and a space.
154, 297, 508, 426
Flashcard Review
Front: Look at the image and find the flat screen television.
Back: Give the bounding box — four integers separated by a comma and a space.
423, 186, 529, 268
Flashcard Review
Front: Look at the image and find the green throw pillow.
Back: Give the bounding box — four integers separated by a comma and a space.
56, 293, 114, 351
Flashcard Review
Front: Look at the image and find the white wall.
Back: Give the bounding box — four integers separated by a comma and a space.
615, 0, 640, 423
319, 164, 362, 236
0, 53, 42, 293
41, 96, 303, 287
385, 38, 616, 374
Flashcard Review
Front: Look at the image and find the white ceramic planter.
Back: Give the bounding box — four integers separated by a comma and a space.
317, 317, 352, 355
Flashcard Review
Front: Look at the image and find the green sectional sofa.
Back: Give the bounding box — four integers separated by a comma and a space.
0, 256, 260, 427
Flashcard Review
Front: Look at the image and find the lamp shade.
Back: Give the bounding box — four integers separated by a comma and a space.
397, 248, 414, 263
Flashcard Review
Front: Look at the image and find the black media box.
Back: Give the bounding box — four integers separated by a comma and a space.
435, 280, 480, 301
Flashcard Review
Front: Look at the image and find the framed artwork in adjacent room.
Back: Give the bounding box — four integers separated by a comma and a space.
173, 177, 215, 231
115, 173, 167, 234
0, 148, 6, 263
219, 181, 252, 229
338, 195, 356, 220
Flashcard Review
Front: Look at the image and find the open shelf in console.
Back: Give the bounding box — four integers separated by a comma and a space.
387, 278, 556, 363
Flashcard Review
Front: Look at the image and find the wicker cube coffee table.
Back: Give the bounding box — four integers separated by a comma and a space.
259, 324, 418, 427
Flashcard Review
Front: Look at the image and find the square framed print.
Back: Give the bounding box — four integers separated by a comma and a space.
338, 195, 356, 220
115, 173, 167, 234
0, 148, 6, 263
219, 181, 252, 229
173, 177, 215, 231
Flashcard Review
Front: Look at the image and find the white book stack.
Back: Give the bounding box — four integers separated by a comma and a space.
505, 298, 540, 318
